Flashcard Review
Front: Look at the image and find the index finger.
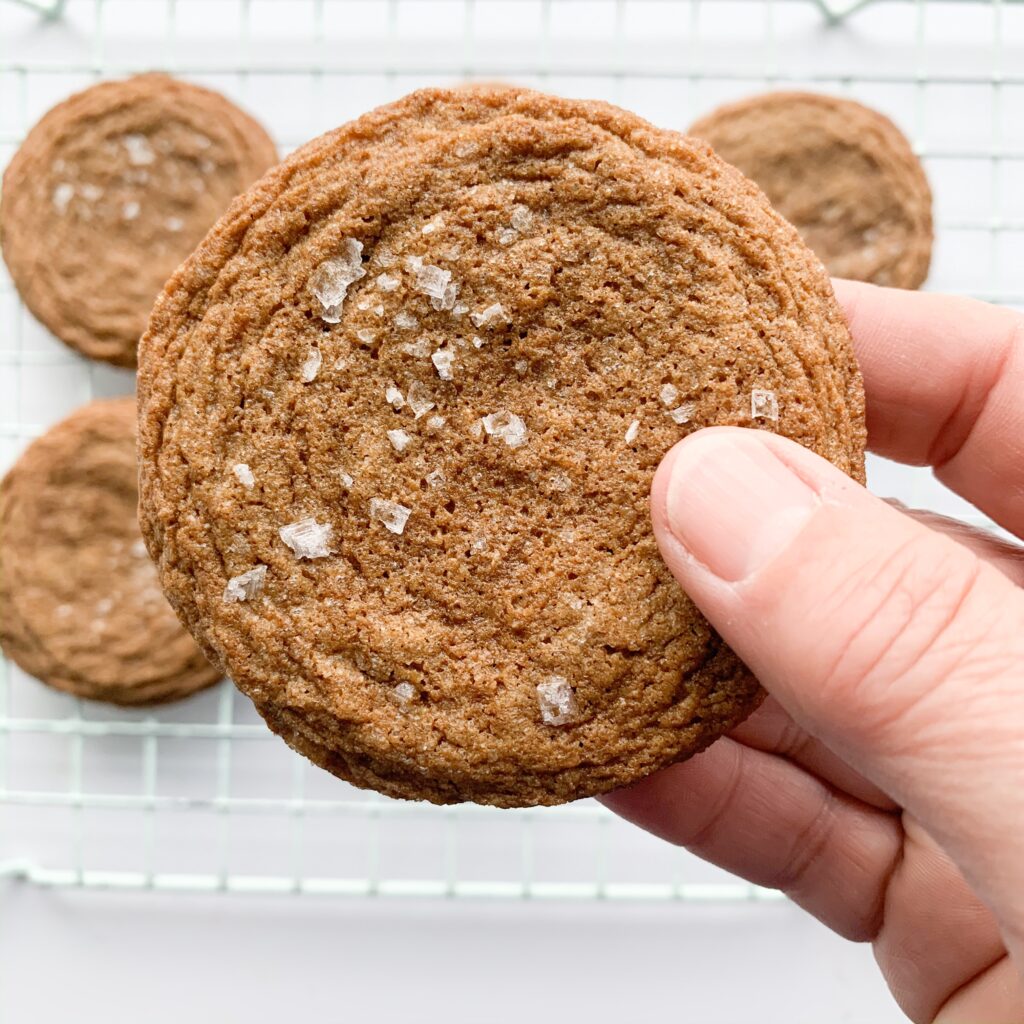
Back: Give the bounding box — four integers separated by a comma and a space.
834, 279, 1024, 537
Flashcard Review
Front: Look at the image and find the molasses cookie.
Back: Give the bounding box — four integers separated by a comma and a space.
0, 73, 278, 367
138, 85, 866, 806
0, 398, 220, 705
690, 91, 932, 288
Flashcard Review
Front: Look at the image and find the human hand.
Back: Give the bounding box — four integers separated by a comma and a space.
601, 281, 1024, 1022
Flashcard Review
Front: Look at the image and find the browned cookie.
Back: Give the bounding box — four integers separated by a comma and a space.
690, 91, 933, 289
0, 398, 220, 705
138, 85, 866, 806
0, 73, 277, 367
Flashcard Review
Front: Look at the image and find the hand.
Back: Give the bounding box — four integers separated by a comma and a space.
601, 281, 1024, 1023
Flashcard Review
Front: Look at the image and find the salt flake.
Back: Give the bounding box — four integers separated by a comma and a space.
431, 281, 459, 312
431, 349, 455, 380
659, 383, 679, 407
669, 402, 696, 425
223, 565, 267, 603
394, 311, 419, 331
356, 328, 376, 346
425, 469, 446, 488
232, 463, 255, 488
536, 675, 578, 726
402, 337, 432, 358
387, 428, 412, 453
377, 273, 400, 292
310, 238, 366, 322
300, 346, 322, 383
385, 384, 405, 410
510, 204, 533, 231
482, 410, 528, 448
407, 382, 435, 419
415, 263, 452, 301
122, 200, 140, 221
52, 183, 75, 213
339, 470, 354, 488
122, 133, 155, 166
751, 388, 779, 422
498, 228, 518, 246
370, 498, 411, 535
625, 419, 640, 443
471, 335, 486, 349
394, 681, 417, 704
165, 216, 184, 232
279, 517, 333, 559
470, 303, 508, 329
426, 415, 446, 431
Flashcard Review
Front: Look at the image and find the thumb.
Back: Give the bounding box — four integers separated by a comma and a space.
653, 426, 1024, 944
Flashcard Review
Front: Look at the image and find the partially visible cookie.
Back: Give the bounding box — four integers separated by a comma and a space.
138, 85, 866, 806
0, 398, 220, 705
690, 91, 933, 289
0, 73, 278, 367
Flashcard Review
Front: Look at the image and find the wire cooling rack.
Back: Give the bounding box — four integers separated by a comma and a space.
0, 0, 1021, 901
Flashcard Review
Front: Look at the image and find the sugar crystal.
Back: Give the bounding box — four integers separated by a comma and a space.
370, 498, 411, 535
122, 133, 155, 166
394, 311, 419, 331
279, 517, 333, 559
669, 402, 695, 425
52, 183, 74, 213
377, 273, 400, 292
482, 410, 528, 448
659, 383, 679, 407
232, 463, 255, 488
625, 419, 640, 443
310, 238, 366, 321
470, 303, 508, 329
536, 676, 578, 726
751, 388, 779, 422
407, 382, 436, 419
387, 428, 412, 453
385, 384, 405, 410
223, 565, 267, 603
300, 346, 322, 383
431, 349, 455, 380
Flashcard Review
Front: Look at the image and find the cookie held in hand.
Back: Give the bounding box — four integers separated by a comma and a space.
138, 86, 866, 806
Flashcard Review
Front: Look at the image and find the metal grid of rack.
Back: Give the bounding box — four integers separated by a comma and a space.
0, 0, 1019, 900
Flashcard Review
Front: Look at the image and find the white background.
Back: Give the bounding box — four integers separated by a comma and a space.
2, 1, 1022, 1021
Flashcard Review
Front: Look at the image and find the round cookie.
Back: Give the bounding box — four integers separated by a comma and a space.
689, 91, 933, 289
138, 85, 866, 806
0, 398, 221, 705
0, 73, 278, 367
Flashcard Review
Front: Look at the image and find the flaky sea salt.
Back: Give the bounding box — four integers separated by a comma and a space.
452, 303, 469, 316
469, 418, 484, 438
659, 383, 679, 407
387, 428, 412, 452
405, 255, 424, 272
375, 247, 396, 268
510, 204, 532, 231
751, 388, 779, 422
536, 676, 578, 726
402, 337, 432, 358
669, 402, 696, 425
52, 183, 74, 213
80, 183, 103, 202
431, 281, 459, 312
377, 273, 400, 292
431, 349, 455, 380
122, 133, 155, 166
394, 311, 419, 331
394, 682, 417, 704
514, 359, 528, 375
470, 303, 508, 329
356, 328, 376, 345
131, 538, 148, 559
407, 382, 435, 419
122, 200, 140, 221
339, 470, 354, 488
370, 498, 411, 535
165, 216, 184, 232
549, 471, 571, 492
625, 419, 640, 443
471, 335, 486, 349
385, 384, 405, 410
232, 463, 255, 488
415, 263, 452, 302
279, 517, 334, 559
498, 228, 518, 246
482, 410, 528, 448
223, 565, 267, 603
425, 469, 445, 488
310, 238, 366, 322
300, 346, 322, 382
426, 415, 446, 431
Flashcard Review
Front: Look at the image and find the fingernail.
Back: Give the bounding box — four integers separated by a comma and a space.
664, 432, 820, 582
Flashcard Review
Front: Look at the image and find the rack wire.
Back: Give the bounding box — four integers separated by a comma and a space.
0, 0, 1019, 901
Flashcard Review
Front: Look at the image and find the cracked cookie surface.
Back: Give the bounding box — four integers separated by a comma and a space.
138, 85, 866, 806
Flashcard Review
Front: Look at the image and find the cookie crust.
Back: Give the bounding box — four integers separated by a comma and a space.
138, 86, 866, 805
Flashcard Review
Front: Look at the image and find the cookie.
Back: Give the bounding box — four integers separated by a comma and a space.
0, 73, 277, 367
138, 85, 866, 806
690, 91, 933, 289
0, 398, 220, 705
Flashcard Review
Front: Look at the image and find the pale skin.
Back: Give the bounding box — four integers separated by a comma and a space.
601, 280, 1024, 1023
